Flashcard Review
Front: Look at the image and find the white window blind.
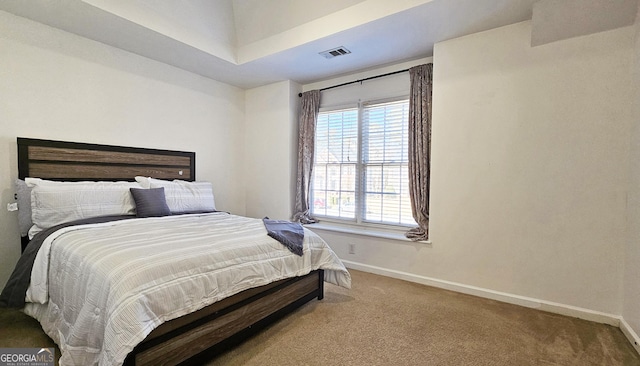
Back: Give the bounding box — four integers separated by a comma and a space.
311, 99, 416, 227
312, 108, 358, 219
362, 100, 415, 225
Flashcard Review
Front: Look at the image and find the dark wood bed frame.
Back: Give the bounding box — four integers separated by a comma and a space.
17, 137, 325, 366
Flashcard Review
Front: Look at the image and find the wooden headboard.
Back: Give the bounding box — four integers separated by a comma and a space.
18, 137, 195, 181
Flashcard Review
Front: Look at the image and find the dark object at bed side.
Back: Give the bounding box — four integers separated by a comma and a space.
17, 137, 325, 366
2, 215, 136, 308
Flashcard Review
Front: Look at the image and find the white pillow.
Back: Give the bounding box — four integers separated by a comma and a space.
134, 176, 152, 189
135, 177, 216, 213
26, 178, 141, 238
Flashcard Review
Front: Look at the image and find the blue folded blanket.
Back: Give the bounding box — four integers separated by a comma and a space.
262, 218, 304, 256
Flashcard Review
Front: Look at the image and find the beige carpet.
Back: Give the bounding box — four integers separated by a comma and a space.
208, 270, 640, 366
1, 270, 639, 365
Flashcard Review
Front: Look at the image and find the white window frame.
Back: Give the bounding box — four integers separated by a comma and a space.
310, 96, 415, 231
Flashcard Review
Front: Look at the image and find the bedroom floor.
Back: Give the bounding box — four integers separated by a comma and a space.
0, 305, 60, 364
1, 270, 638, 366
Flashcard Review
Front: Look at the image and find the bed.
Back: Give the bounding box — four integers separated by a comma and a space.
2, 137, 351, 366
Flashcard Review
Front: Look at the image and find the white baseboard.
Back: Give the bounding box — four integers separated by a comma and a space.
341, 260, 620, 326
620, 318, 640, 355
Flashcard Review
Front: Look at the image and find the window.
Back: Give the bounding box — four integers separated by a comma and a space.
311, 99, 416, 227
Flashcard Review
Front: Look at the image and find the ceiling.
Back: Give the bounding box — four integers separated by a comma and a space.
0, 0, 541, 89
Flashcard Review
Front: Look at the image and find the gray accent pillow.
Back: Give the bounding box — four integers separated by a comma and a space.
14, 179, 33, 237
130, 187, 171, 218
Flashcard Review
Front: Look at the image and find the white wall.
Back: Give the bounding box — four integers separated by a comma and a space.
430, 21, 633, 315
623, 0, 640, 344
244, 80, 301, 220
310, 21, 635, 316
0, 11, 246, 289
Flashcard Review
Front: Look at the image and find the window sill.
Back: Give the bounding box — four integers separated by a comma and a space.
304, 222, 431, 245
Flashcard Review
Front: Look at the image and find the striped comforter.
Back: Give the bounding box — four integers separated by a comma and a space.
23, 212, 351, 366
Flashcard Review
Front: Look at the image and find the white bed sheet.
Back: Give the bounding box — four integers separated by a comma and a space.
23, 212, 351, 366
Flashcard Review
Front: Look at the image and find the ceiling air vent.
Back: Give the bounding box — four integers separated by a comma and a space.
319, 46, 351, 59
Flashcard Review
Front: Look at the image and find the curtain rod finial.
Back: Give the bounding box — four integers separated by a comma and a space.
298, 93, 302, 97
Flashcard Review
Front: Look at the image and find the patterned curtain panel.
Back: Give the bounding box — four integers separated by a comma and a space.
405, 64, 433, 241
293, 90, 321, 224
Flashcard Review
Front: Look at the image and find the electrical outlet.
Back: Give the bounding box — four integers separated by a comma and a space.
348, 243, 356, 255
7, 203, 18, 212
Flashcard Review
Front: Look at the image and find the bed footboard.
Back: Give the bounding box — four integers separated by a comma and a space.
124, 269, 324, 366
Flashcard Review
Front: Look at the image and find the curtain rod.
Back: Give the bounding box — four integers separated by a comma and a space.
298, 68, 410, 97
